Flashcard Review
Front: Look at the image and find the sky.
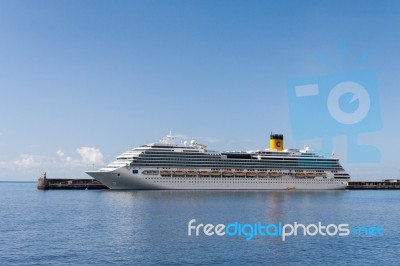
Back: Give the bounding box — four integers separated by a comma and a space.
1, 0, 400, 181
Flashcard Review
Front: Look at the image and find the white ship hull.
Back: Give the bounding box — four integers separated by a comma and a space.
86, 167, 348, 190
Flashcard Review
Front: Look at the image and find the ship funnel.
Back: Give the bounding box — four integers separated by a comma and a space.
270, 133, 284, 151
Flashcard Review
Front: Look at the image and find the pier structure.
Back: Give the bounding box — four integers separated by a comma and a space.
347, 180, 400, 189
37, 172, 109, 190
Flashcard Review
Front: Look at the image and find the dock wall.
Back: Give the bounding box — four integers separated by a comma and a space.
347, 181, 400, 190
37, 178, 109, 190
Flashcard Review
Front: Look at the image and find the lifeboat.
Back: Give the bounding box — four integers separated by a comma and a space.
257, 172, 268, 177
246, 171, 257, 178
173, 171, 186, 176
222, 171, 234, 177
295, 172, 306, 178
161, 170, 171, 176
186, 171, 197, 176
307, 172, 316, 178
235, 171, 245, 177
199, 171, 210, 177
211, 171, 221, 177
269, 172, 282, 177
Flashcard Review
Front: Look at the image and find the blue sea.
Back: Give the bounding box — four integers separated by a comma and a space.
1, 182, 399, 265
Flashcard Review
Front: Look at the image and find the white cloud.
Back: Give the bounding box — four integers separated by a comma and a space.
56, 150, 65, 157
0, 146, 106, 180
13, 154, 41, 168
75, 147, 103, 164
0, 146, 104, 171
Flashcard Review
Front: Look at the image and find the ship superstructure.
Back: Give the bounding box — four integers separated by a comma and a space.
86, 133, 350, 190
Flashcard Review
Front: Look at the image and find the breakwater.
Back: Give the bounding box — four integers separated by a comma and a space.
37, 177, 109, 190
346, 181, 400, 190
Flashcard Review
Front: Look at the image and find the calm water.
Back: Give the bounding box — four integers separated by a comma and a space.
1, 182, 399, 265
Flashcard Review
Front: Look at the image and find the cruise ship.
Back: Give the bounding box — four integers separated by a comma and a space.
85, 133, 350, 190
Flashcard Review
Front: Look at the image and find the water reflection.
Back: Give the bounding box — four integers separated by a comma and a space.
97, 190, 349, 249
